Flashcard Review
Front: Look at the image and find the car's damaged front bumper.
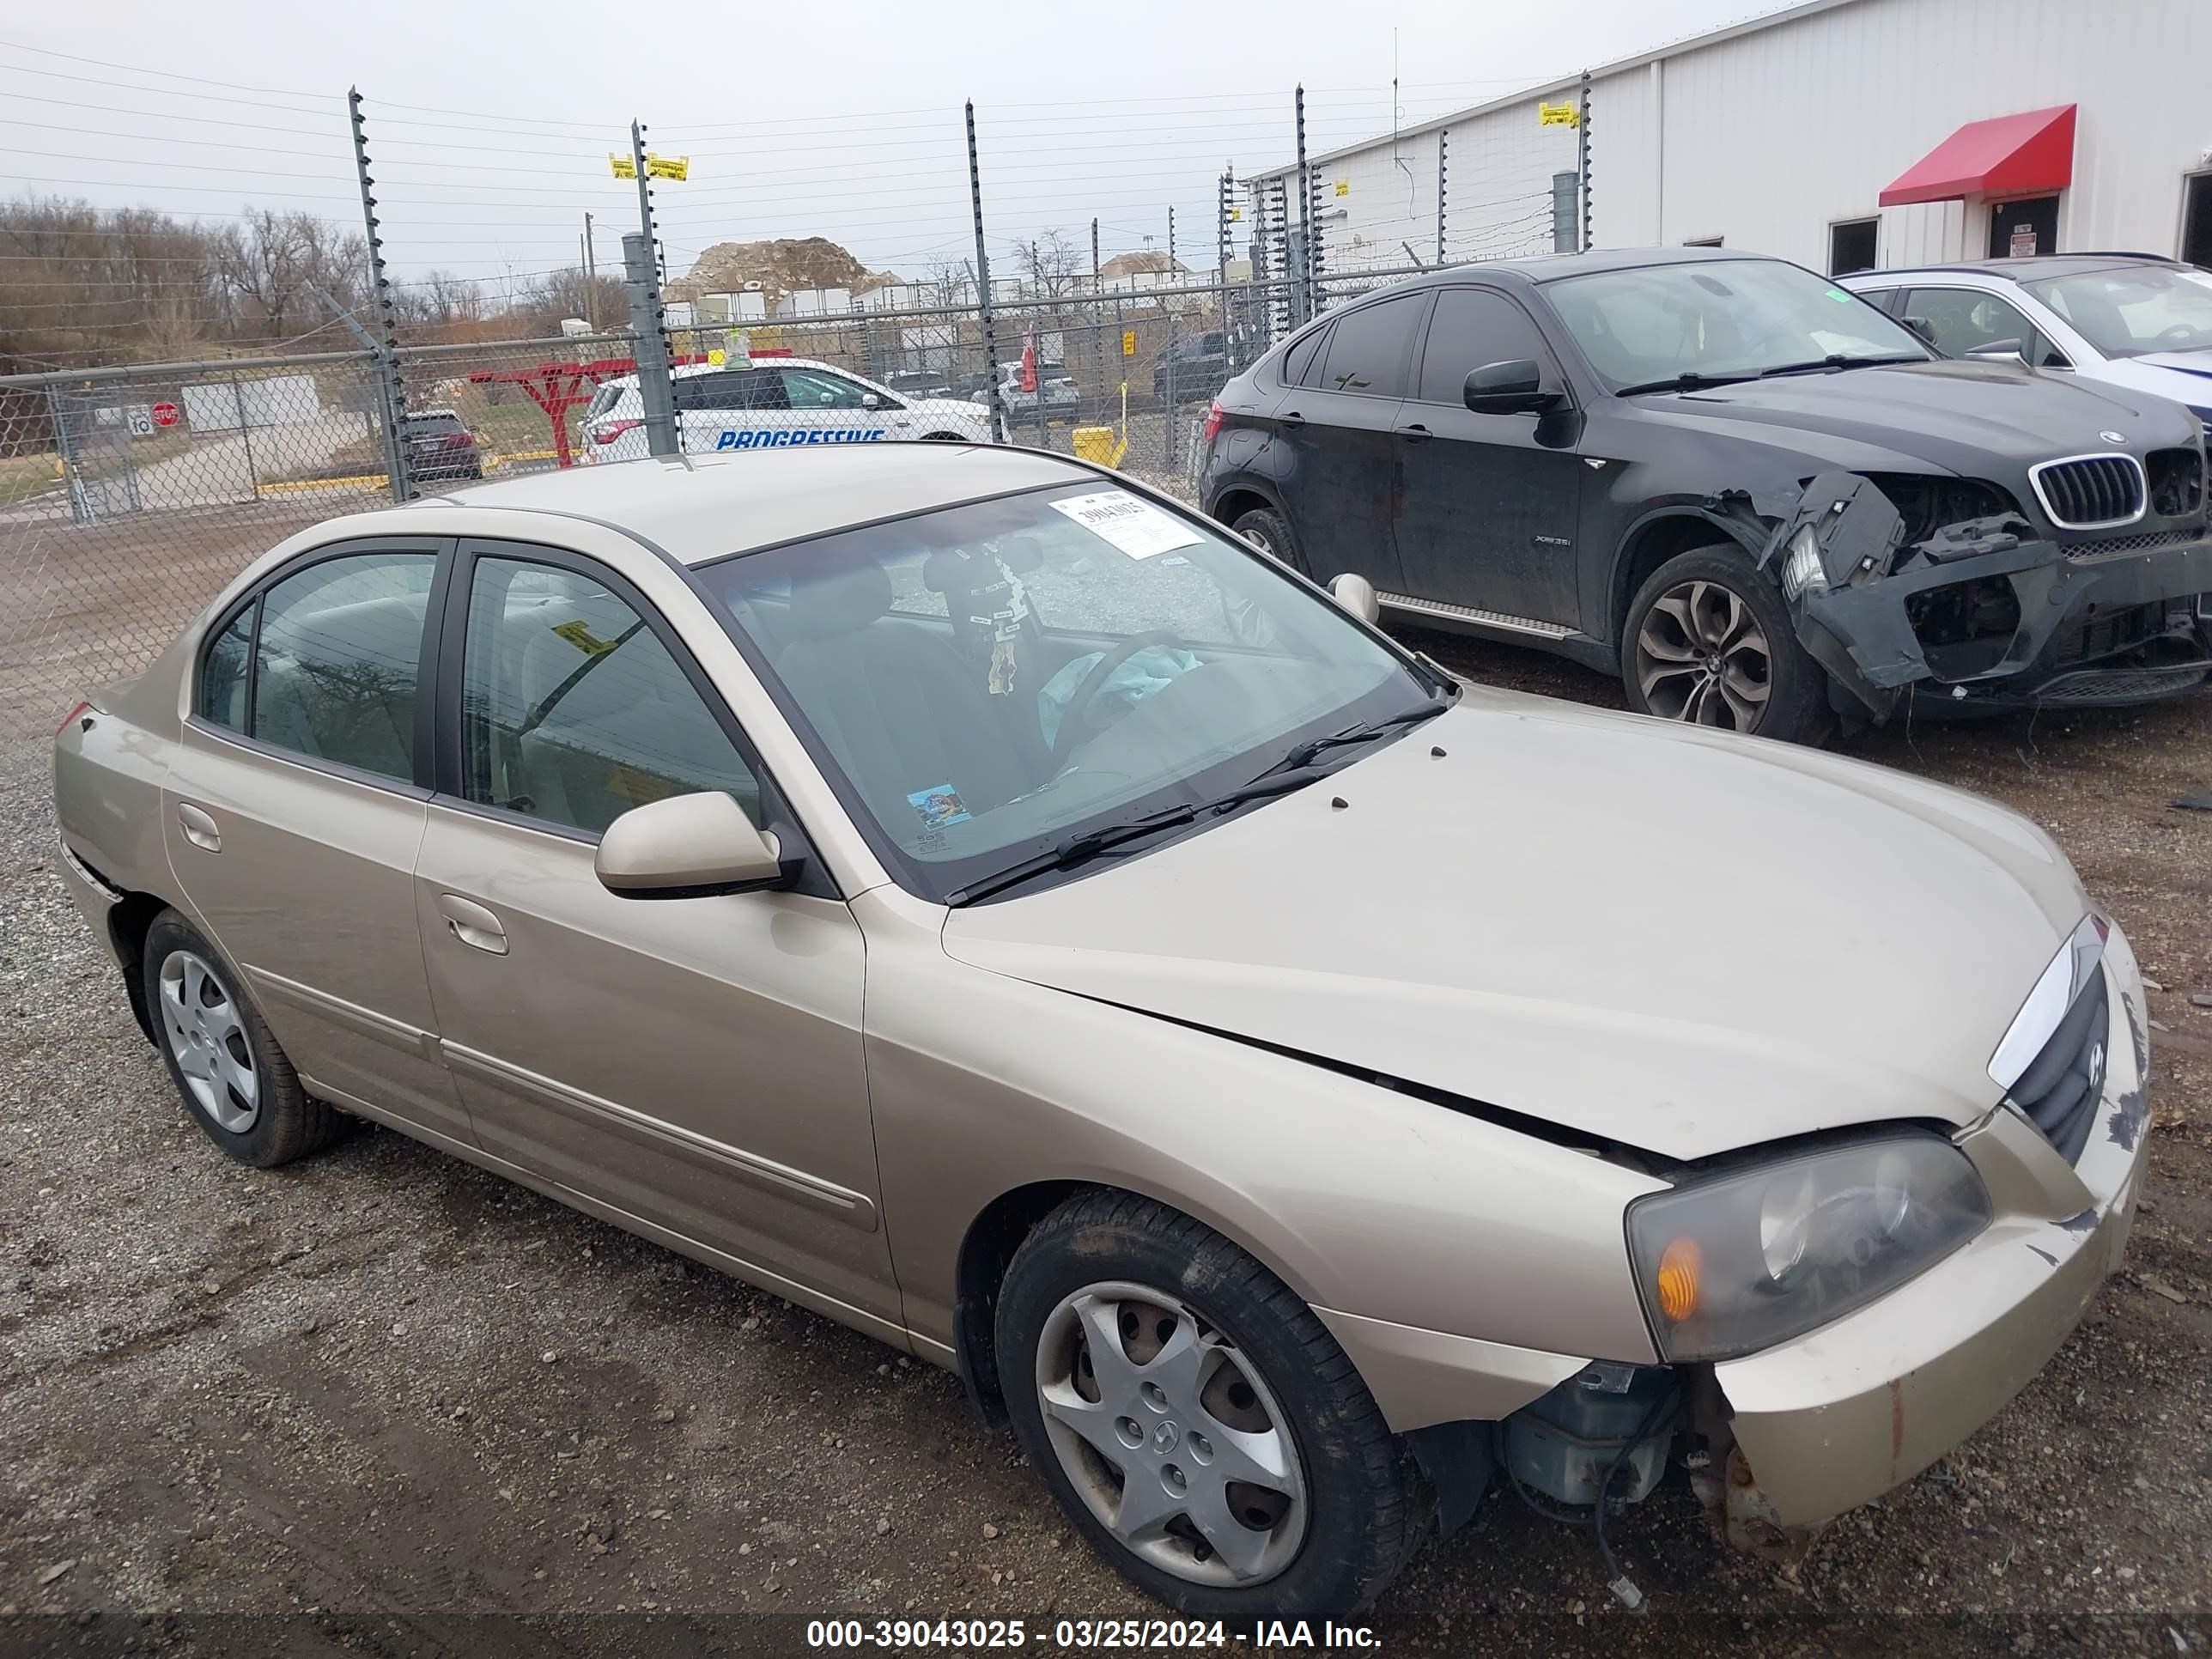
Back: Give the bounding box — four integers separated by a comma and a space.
1761, 471, 2212, 715
1711, 921, 2153, 1528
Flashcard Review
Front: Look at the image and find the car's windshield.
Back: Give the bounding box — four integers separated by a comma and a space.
698, 483, 1432, 902
1546, 258, 1932, 390
2026, 264, 2212, 359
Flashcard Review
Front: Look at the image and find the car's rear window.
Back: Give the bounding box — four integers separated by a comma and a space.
403, 414, 464, 434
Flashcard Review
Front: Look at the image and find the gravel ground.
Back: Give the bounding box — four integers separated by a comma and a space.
2, 633, 2209, 1659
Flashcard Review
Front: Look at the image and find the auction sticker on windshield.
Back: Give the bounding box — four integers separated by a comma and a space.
1047, 490, 1204, 559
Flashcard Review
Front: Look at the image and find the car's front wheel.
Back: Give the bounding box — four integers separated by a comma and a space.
1621, 543, 1829, 743
997, 1192, 1416, 1620
143, 911, 343, 1168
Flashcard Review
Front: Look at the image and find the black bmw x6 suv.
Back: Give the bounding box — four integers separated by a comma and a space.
1199, 248, 2211, 741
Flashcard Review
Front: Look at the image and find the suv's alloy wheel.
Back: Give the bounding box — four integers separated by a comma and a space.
1621, 544, 1829, 743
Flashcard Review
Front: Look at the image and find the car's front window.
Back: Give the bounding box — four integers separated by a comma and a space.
698, 483, 1434, 902
2027, 265, 2212, 359
1546, 258, 1932, 390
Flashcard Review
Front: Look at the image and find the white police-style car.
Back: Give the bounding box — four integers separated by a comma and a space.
580, 356, 997, 462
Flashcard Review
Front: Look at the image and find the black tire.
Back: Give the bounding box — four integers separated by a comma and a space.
143, 911, 343, 1169
997, 1191, 1417, 1620
1229, 506, 1310, 578
1620, 542, 1831, 744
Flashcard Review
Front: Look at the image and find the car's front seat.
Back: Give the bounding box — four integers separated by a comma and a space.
773, 559, 1038, 835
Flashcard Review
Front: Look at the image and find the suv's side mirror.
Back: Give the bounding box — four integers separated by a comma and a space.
1464, 359, 1563, 415
596, 792, 790, 899
860, 392, 882, 410
1965, 337, 2027, 363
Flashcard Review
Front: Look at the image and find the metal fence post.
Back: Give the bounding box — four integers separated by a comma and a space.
1436, 131, 1449, 265
231, 372, 258, 501
1162, 311, 1177, 468
1294, 86, 1314, 322
347, 88, 413, 501
1091, 217, 1104, 427
964, 102, 1007, 444
628, 121, 678, 458
47, 386, 90, 526
1578, 69, 1594, 252
623, 232, 678, 457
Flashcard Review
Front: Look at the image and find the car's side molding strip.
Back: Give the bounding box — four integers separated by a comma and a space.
1377, 592, 1576, 640
245, 964, 441, 1062
437, 1039, 881, 1232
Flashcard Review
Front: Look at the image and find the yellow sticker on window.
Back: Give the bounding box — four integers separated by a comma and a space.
551, 618, 618, 656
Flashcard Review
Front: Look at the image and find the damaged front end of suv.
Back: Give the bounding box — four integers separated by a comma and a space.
1753, 452, 2212, 718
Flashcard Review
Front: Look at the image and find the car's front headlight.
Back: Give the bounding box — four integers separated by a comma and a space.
1626, 1133, 1992, 1362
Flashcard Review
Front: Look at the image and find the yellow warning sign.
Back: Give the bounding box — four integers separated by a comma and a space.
1538, 101, 1581, 128
1334, 179, 1350, 198
609, 152, 693, 180
1121, 331, 1137, 356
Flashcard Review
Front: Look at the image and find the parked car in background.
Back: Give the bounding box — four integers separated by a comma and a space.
51, 446, 2156, 1623
398, 410, 483, 482
975, 358, 1080, 420
582, 356, 994, 463
1844, 253, 2212, 422
1153, 330, 1233, 404
1201, 249, 2212, 741
881, 368, 957, 401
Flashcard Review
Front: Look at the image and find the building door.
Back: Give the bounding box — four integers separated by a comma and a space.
1989, 194, 2059, 258
2185, 173, 2212, 268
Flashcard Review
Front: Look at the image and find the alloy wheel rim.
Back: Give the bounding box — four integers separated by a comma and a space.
158, 950, 259, 1133
1243, 526, 1278, 560
1033, 1279, 1309, 1587
1635, 578, 1774, 730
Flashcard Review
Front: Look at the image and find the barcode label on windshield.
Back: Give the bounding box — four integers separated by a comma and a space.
1047, 490, 1206, 560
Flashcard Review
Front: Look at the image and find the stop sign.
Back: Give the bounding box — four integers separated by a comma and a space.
151, 401, 179, 428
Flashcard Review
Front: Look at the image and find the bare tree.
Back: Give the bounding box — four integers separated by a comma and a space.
210, 210, 367, 343
1011, 228, 1086, 300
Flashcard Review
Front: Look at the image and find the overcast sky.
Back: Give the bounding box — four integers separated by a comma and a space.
3, 1, 1770, 289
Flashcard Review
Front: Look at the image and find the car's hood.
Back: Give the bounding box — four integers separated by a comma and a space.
941, 690, 2087, 1160
908, 398, 993, 424
2089, 353, 2212, 411
1633, 358, 2200, 476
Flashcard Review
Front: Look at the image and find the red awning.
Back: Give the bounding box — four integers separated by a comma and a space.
1879, 105, 2076, 208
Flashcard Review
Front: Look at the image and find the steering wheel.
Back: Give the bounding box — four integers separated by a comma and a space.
1051, 629, 1184, 765
2155, 323, 2208, 349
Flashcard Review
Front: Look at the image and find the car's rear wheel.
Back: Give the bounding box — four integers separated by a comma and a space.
143, 911, 343, 1168
1622, 543, 1829, 743
1229, 507, 1310, 578
997, 1191, 1415, 1620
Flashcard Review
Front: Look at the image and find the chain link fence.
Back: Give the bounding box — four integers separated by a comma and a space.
0, 260, 1451, 740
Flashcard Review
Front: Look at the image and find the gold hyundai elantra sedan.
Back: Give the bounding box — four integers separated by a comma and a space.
52, 444, 2152, 1618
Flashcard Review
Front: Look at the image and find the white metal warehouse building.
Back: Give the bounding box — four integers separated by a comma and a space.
1251, 0, 2212, 279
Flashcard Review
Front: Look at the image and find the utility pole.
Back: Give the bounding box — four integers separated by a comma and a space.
628, 119, 677, 457
964, 101, 1006, 441
582, 210, 598, 331
346, 88, 411, 500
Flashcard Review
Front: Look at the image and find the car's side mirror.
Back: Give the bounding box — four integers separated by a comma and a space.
1328, 573, 1381, 624
1463, 359, 1563, 415
1965, 338, 2027, 363
596, 792, 790, 899
860, 392, 881, 410
1901, 315, 1939, 347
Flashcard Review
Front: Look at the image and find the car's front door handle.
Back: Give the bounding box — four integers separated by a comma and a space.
175, 802, 222, 853
436, 892, 508, 956
1278, 410, 1307, 430
1396, 423, 1434, 443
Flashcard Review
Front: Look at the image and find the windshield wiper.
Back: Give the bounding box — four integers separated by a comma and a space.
1253, 694, 1452, 782
1613, 370, 1758, 397
944, 766, 1335, 908
1757, 352, 1927, 379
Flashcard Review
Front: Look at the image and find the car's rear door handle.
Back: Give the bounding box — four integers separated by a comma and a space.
175, 801, 222, 853
1396, 423, 1434, 443
1278, 410, 1306, 430
436, 892, 508, 956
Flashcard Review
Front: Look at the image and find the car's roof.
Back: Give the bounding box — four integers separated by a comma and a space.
1847, 254, 2190, 284
420, 444, 1092, 565
599, 355, 851, 391
1317, 247, 1792, 305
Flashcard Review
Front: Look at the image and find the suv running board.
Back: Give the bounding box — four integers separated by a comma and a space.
1378, 592, 1576, 641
